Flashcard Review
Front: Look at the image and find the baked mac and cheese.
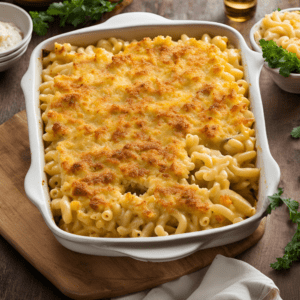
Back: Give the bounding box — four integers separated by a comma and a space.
40, 34, 259, 237
255, 10, 300, 58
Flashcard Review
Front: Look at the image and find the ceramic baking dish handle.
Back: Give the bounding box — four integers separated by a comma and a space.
22, 65, 45, 210
246, 48, 265, 76
91, 12, 171, 29
243, 47, 281, 214
263, 152, 281, 215
91, 241, 205, 262
24, 164, 43, 209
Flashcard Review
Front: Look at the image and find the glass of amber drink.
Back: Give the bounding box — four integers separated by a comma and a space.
224, 0, 257, 22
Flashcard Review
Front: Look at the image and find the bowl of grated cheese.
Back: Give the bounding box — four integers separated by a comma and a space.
0, 2, 32, 71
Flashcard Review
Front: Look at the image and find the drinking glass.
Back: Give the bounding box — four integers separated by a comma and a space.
224, 0, 257, 22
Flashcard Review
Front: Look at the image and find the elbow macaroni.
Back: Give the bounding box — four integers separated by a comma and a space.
41, 34, 259, 238
255, 10, 300, 59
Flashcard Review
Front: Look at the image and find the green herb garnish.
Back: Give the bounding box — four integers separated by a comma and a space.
30, 0, 122, 36
259, 39, 300, 77
267, 188, 300, 270
30, 11, 54, 36
291, 126, 300, 138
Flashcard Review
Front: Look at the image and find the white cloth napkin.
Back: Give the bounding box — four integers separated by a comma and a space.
113, 255, 282, 300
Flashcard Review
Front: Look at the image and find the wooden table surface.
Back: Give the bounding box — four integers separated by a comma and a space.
1, 0, 300, 299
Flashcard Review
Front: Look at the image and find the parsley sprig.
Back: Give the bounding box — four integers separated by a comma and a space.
291, 126, 300, 138
267, 188, 300, 270
30, 0, 122, 36
259, 39, 300, 77
30, 11, 54, 36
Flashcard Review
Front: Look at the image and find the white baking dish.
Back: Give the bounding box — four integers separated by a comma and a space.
22, 12, 280, 262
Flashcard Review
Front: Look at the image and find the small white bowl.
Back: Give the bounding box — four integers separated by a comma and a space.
250, 7, 300, 94
0, 2, 32, 57
261, 64, 300, 94
0, 42, 29, 72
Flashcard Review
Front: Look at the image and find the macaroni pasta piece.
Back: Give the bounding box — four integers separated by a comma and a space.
255, 10, 300, 58
41, 34, 259, 237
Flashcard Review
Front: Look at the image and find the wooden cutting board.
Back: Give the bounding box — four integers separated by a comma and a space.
0, 110, 266, 300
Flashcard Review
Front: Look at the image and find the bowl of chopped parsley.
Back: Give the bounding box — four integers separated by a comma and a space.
250, 8, 300, 94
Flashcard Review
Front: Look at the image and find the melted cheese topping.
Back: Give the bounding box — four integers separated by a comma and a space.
43, 36, 256, 235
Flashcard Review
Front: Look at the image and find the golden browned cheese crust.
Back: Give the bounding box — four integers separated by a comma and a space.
43, 36, 257, 236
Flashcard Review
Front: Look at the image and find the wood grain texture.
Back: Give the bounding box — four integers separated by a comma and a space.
0, 111, 265, 300
1, 0, 300, 299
